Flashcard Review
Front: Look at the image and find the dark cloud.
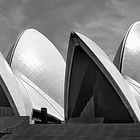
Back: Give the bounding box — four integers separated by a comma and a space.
74, 0, 140, 59
0, 0, 140, 60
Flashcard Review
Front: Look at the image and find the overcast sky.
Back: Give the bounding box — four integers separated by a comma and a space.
0, 0, 140, 60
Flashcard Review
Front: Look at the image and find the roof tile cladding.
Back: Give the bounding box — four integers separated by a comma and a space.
114, 21, 140, 84
5, 29, 65, 121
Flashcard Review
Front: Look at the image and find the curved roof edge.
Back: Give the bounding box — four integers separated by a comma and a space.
6, 30, 26, 66
14, 70, 64, 121
113, 22, 140, 72
0, 52, 26, 116
65, 32, 140, 123
9, 28, 65, 108
125, 76, 140, 109
6, 29, 59, 66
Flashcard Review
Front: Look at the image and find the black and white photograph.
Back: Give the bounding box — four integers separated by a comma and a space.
0, 0, 140, 139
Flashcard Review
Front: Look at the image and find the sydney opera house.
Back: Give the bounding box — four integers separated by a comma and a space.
1, 22, 140, 139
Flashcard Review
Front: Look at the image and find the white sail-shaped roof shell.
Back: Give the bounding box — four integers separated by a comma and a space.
114, 21, 140, 83
6, 29, 65, 120
122, 22, 140, 83
15, 71, 64, 120
77, 32, 140, 122
65, 32, 140, 123
0, 52, 26, 116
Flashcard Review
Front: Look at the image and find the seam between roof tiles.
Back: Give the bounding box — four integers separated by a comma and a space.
120, 24, 134, 72
8, 30, 25, 66
129, 81, 140, 90
16, 74, 64, 119
129, 83, 140, 96
16, 76, 33, 110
